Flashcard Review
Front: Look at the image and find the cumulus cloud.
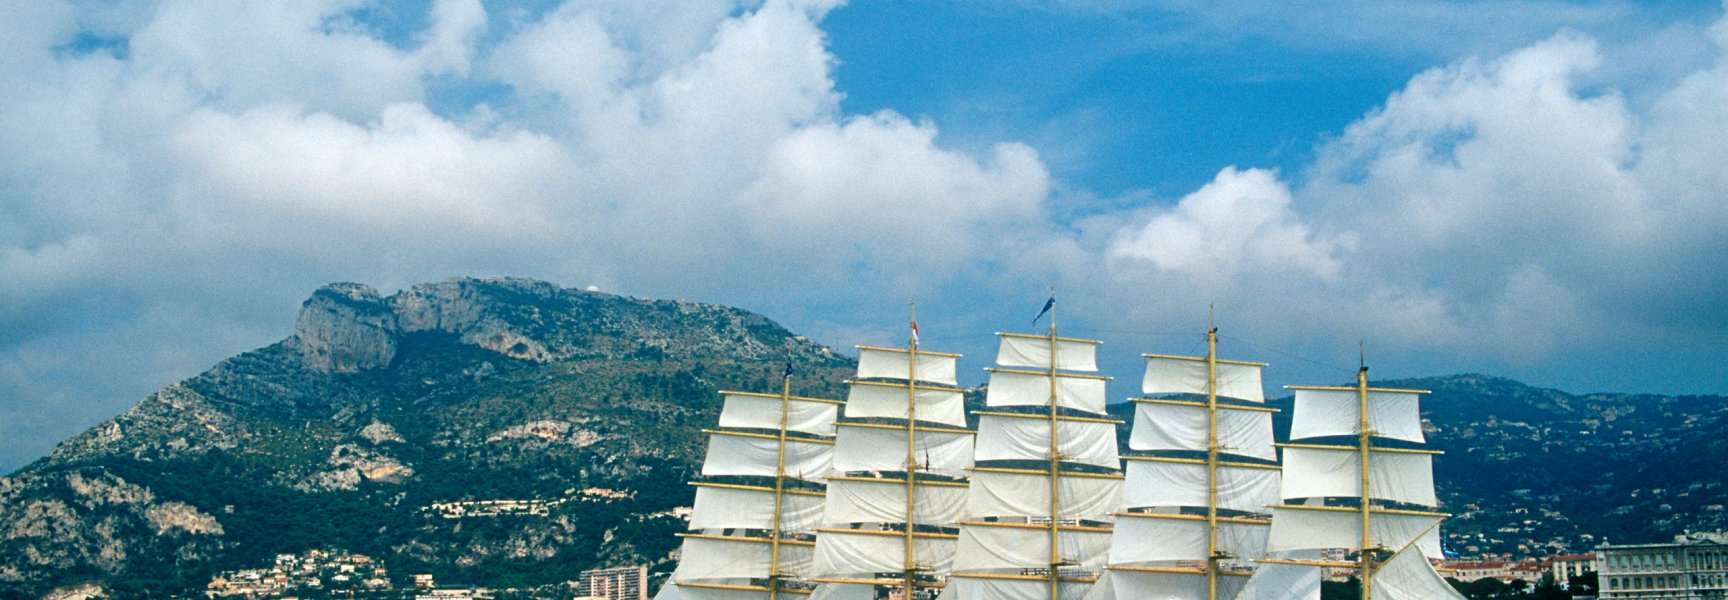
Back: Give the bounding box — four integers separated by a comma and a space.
1108, 166, 1344, 286
2, 0, 1727, 471
1100, 22, 1728, 366
0, 0, 1060, 468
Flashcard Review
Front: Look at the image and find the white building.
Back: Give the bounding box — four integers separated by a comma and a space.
576, 566, 648, 600
1598, 531, 1728, 599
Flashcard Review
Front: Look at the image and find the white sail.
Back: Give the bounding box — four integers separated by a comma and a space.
1279, 446, 1438, 507
675, 384, 841, 600
1122, 459, 1279, 513
702, 431, 833, 481
954, 522, 1113, 572
1109, 515, 1267, 564
1265, 506, 1445, 559
966, 469, 1123, 520
858, 346, 959, 385
1370, 546, 1467, 600
673, 535, 816, 581
1087, 570, 1251, 600
833, 423, 974, 477
996, 333, 1100, 371
823, 476, 968, 526
1141, 355, 1266, 402
845, 381, 967, 427
974, 414, 1120, 468
1129, 401, 1275, 460
674, 586, 755, 600
951, 328, 1117, 600
675, 587, 781, 600
691, 484, 826, 532
815, 338, 974, 591
1229, 557, 1321, 600
654, 581, 685, 600
811, 529, 959, 576
720, 392, 841, 436
951, 577, 1094, 600
1288, 389, 1424, 443
985, 369, 1108, 413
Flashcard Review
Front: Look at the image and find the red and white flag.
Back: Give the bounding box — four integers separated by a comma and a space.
910, 319, 920, 346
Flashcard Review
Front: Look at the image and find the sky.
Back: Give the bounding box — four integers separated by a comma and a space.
3, 0, 1727, 471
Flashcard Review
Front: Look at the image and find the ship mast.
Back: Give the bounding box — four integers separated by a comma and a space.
768, 365, 795, 600
1356, 365, 1374, 600
950, 296, 1119, 600
809, 323, 973, 598
669, 375, 842, 600
904, 303, 921, 600
1203, 327, 1221, 599
1045, 301, 1063, 600
1263, 359, 1465, 600
1099, 323, 1282, 600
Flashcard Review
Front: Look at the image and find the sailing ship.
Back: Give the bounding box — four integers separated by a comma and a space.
810, 313, 975, 598
666, 372, 844, 600
1088, 326, 1320, 600
1261, 365, 1466, 599
660, 307, 1465, 600
948, 308, 1124, 600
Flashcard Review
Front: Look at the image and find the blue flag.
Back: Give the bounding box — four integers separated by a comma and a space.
783, 361, 796, 379
1033, 296, 1055, 325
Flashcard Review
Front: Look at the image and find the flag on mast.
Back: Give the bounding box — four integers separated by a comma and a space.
910, 318, 920, 346
1032, 295, 1055, 325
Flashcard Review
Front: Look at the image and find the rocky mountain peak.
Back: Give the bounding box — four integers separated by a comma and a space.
291, 278, 568, 373
288, 276, 839, 375
294, 282, 398, 373
389, 277, 560, 362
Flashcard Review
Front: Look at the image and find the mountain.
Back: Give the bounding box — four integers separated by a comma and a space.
1, 277, 1723, 598
1380, 373, 1728, 556
0, 277, 852, 598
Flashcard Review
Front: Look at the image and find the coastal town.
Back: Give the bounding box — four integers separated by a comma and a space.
205, 551, 649, 600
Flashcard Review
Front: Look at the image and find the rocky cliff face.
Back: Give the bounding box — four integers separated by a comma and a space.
294, 282, 399, 373
1, 277, 852, 599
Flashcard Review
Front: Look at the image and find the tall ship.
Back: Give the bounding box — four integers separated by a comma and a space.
948, 306, 1125, 600
1262, 365, 1466, 599
658, 314, 1466, 600
1089, 326, 1320, 600
666, 372, 844, 600
811, 313, 976, 598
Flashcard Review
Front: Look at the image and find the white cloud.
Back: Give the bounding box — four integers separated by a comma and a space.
1099, 23, 1728, 367
0, 0, 1067, 468
1108, 166, 1344, 286
739, 113, 1050, 287
166, 103, 573, 241
3, 0, 1728, 471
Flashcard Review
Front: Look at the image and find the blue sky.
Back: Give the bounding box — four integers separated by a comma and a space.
2, 0, 1727, 471
827, 2, 1404, 196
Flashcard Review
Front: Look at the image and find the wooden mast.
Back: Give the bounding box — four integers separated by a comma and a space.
768, 365, 794, 600
1357, 363, 1374, 600
1046, 297, 1063, 600
1204, 326, 1221, 600
904, 303, 921, 600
